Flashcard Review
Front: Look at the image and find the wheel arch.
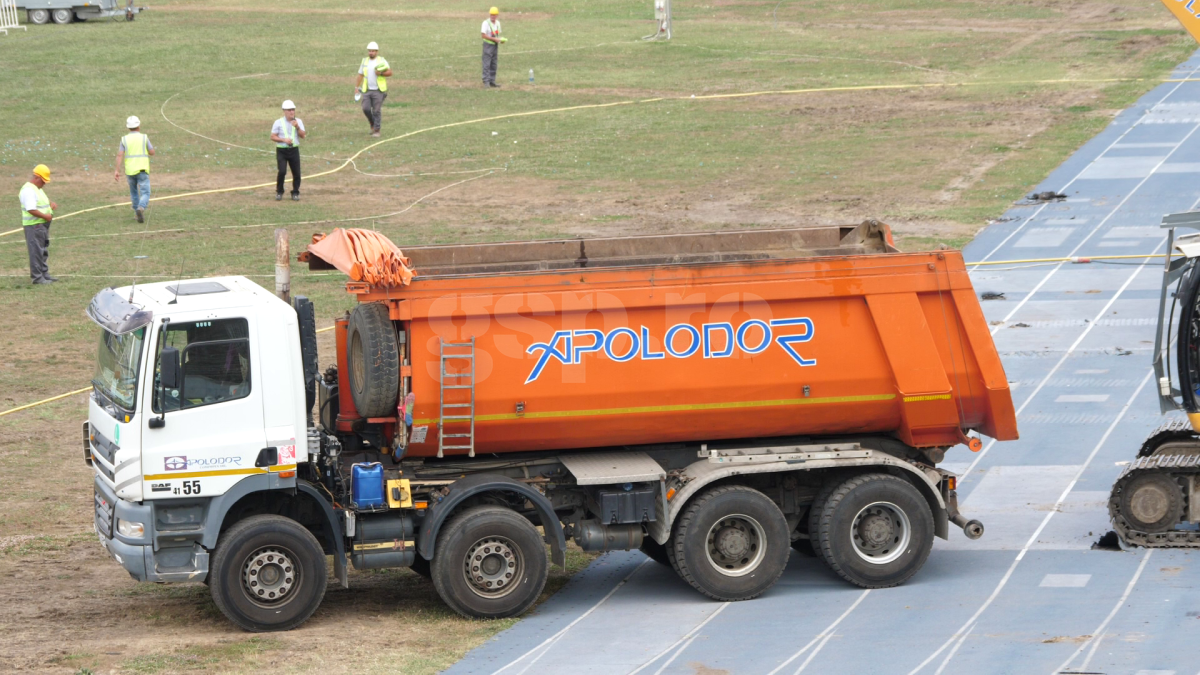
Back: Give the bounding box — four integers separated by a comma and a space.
416, 473, 567, 568
203, 478, 346, 586
651, 450, 948, 544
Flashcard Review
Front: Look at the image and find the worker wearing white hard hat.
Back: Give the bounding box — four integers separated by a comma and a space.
481, 6, 506, 88
114, 115, 156, 223
270, 100, 307, 201
355, 41, 392, 137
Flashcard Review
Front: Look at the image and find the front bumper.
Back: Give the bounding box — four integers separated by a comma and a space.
94, 475, 209, 583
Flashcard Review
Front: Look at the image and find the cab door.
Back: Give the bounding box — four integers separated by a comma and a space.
141, 316, 266, 500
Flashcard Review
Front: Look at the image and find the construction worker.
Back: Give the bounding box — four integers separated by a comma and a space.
271, 100, 307, 201
19, 164, 57, 285
114, 116, 155, 223
481, 7, 506, 88
355, 42, 392, 138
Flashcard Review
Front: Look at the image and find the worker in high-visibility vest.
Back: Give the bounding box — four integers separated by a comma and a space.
113, 116, 156, 223
355, 41, 393, 138
481, 6, 507, 88
270, 100, 307, 201
19, 164, 58, 285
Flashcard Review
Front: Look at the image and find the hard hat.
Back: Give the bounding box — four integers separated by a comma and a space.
126, 115, 140, 129
32, 164, 51, 182
282, 100, 296, 109
489, 6, 499, 14
367, 41, 379, 50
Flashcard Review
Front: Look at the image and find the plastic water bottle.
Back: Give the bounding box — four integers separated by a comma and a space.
529, 68, 534, 85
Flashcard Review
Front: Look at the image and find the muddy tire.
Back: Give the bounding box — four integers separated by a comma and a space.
806, 479, 839, 568
347, 302, 399, 418
209, 515, 327, 632
431, 506, 548, 619
670, 485, 790, 601
640, 537, 672, 566
813, 473, 934, 589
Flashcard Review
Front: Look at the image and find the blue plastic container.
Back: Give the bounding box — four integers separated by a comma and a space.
351, 462, 385, 508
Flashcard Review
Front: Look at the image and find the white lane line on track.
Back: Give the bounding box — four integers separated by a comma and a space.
626, 602, 731, 675
1052, 549, 1155, 675
968, 64, 1200, 267
765, 589, 870, 675
906, 368, 1155, 675
961, 238, 1168, 481
490, 558, 652, 675
933, 622, 976, 675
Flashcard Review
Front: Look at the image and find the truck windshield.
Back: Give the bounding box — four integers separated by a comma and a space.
93, 327, 145, 412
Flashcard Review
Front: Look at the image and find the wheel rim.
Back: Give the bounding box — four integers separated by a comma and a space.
463, 536, 522, 598
30, 9, 48, 22
52, 9, 71, 22
241, 545, 299, 608
850, 501, 911, 565
705, 514, 766, 577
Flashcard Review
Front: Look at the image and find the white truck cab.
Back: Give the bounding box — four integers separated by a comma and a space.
87, 277, 309, 584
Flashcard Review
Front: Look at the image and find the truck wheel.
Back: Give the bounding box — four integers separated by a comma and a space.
209, 515, 328, 632
670, 486, 790, 601
805, 479, 839, 568
431, 506, 548, 619
813, 474, 934, 589
347, 302, 399, 418
640, 537, 672, 566
28, 9, 50, 24
51, 9, 73, 23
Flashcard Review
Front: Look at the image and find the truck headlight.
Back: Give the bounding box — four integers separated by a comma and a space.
117, 519, 144, 538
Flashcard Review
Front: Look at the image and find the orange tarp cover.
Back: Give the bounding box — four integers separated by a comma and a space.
307, 228, 416, 287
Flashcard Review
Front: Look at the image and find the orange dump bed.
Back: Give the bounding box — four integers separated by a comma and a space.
313, 223, 1018, 456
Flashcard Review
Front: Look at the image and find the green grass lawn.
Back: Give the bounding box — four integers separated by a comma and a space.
0, 0, 1195, 671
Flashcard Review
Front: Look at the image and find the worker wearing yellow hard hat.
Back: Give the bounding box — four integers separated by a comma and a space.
481, 6, 507, 88
19, 164, 58, 285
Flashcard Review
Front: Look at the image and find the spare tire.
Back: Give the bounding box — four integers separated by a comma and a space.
347, 302, 399, 418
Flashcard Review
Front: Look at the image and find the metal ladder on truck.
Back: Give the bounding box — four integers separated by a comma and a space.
438, 337, 476, 458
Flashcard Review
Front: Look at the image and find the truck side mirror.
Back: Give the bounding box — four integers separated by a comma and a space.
161, 346, 180, 390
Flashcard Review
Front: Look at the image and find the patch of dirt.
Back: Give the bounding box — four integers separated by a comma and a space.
1041, 635, 1092, 644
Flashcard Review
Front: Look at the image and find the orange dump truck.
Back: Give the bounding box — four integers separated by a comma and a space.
83, 222, 1016, 632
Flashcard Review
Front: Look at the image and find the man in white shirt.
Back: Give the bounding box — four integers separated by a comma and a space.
19, 164, 58, 284
355, 41, 393, 138
270, 100, 307, 201
481, 7, 506, 88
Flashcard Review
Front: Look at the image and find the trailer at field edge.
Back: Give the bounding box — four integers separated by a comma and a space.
16, 0, 144, 25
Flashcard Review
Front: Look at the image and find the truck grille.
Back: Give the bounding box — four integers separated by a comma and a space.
94, 488, 115, 539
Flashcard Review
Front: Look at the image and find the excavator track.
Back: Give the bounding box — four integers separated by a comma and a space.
1136, 418, 1198, 457
1109, 450, 1200, 548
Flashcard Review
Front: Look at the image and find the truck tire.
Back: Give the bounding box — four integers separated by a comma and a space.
670, 486, 790, 601
347, 302, 399, 418
209, 515, 328, 632
431, 506, 548, 619
640, 537, 672, 566
28, 9, 50, 24
51, 8, 73, 23
813, 473, 933, 589
804, 479, 839, 568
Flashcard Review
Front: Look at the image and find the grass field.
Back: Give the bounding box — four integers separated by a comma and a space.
0, 0, 1196, 672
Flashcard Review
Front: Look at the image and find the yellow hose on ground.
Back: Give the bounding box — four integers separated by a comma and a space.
0, 387, 92, 418
3, 76, 1177, 235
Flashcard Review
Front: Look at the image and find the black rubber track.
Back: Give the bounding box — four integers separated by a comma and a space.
1137, 418, 1198, 457
347, 302, 400, 418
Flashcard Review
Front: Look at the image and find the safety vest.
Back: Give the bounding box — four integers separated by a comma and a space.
483, 19, 501, 41
360, 57, 389, 93
20, 182, 51, 227
123, 132, 150, 175
276, 118, 300, 148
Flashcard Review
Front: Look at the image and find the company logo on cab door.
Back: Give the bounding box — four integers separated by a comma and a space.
164, 456, 188, 471
162, 456, 244, 471
523, 316, 816, 384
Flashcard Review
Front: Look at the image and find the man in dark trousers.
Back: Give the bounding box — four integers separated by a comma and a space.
270, 100, 307, 201
481, 7, 506, 88
355, 42, 392, 138
18, 164, 57, 285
